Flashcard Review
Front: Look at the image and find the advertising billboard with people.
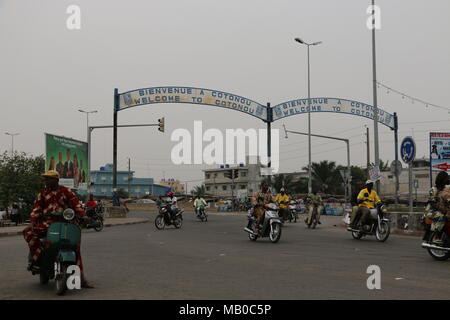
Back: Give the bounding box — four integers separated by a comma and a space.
45, 133, 88, 190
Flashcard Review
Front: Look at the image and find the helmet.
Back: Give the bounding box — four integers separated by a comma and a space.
280, 188, 285, 192
365, 180, 374, 186
167, 191, 174, 197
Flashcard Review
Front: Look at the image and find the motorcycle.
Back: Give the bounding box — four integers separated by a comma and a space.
195, 205, 208, 222
81, 206, 104, 232
27, 209, 81, 295
421, 217, 450, 261
155, 202, 183, 229
306, 206, 320, 229
346, 202, 390, 242
244, 203, 282, 243
278, 201, 292, 223
288, 201, 298, 223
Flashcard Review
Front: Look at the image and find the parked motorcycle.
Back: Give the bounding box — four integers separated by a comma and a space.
155, 203, 183, 229
244, 203, 282, 243
27, 209, 81, 295
346, 202, 390, 242
195, 205, 208, 222
421, 218, 450, 261
82, 206, 104, 232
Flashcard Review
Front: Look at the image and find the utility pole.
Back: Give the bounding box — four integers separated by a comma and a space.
128, 158, 131, 197
366, 126, 370, 176
371, 0, 381, 194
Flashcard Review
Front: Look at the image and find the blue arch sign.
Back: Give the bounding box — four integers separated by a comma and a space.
401, 136, 416, 164
116, 87, 395, 129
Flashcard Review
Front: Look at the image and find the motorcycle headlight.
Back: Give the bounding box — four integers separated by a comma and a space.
161, 208, 167, 213
63, 208, 75, 221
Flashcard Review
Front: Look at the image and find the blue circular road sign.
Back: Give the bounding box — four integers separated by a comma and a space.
400, 136, 416, 164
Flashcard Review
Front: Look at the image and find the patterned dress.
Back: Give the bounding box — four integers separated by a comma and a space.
23, 185, 85, 267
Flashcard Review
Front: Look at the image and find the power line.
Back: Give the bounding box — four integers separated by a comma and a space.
377, 81, 449, 111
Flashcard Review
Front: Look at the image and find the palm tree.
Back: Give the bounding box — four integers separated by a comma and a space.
371, 159, 390, 171
262, 174, 296, 193
303, 160, 342, 194
191, 185, 206, 197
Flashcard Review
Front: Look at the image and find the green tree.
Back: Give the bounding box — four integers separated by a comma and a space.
303, 160, 343, 194
370, 159, 390, 171
191, 185, 206, 197
0, 152, 45, 217
116, 188, 129, 199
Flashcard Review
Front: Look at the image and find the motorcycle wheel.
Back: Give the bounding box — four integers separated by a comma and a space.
427, 231, 450, 261
94, 220, 104, 232
351, 221, 363, 239
55, 264, 67, 296
375, 221, 390, 242
174, 217, 183, 229
155, 216, 165, 230
39, 271, 49, 285
269, 223, 282, 243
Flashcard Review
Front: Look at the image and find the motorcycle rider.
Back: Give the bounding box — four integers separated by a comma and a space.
275, 188, 290, 221
352, 180, 381, 231
193, 195, 207, 217
304, 188, 324, 225
250, 182, 274, 232
167, 191, 178, 220
22, 170, 93, 288
424, 171, 450, 242
85, 194, 97, 218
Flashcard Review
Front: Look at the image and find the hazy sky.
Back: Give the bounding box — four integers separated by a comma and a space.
1, 0, 449, 190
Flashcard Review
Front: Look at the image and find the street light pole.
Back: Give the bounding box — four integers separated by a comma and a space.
295, 38, 322, 194
284, 125, 352, 203
370, 0, 380, 194
79, 109, 98, 194
5, 132, 19, 154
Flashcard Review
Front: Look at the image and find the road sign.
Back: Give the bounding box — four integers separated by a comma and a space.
401, 136, 416, 164
369, 166, 381, 181
390, 160, 403, 175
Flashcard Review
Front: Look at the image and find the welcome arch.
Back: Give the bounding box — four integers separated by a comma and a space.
111, 86, 399, 190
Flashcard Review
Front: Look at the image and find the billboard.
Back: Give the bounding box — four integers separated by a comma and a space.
430, 132, 450, 172
45, 133, 88, 190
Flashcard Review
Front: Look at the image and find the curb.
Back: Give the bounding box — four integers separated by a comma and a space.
0, 219, 150, 238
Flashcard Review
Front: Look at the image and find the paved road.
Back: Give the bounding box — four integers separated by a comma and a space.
0, 211, 449, 300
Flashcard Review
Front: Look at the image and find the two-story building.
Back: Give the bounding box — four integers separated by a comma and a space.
203, 157, 264, 198
85, 164, 170, 198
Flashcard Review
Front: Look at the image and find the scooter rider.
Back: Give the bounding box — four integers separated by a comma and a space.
250, 182, 274, 232
193, 195, 207, 216
22, 170, 94, 288
424, 171, 450, 242
305, 188, 324, 225
167, 191, 178, 220
352, 180, 381, 231
275, 188, 290, 221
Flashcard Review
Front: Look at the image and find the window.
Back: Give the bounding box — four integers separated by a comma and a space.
205, 174, 210, 179
215, 186, 218, 190
241, 171, 247, 177
135, 188, 141, 193
206, 186, 210, 191
222, 185, 227, 191
101, 188, 107, 193
231, 185, 236, 190
240, 185, 246, 189
101, 176, 106, 181
214, 173, 218, 178
123, 176, 128, 181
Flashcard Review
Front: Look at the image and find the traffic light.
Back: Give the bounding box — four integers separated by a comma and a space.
158, 117, 165, 132
224, 170, 232, 179
233, 169, 239, 179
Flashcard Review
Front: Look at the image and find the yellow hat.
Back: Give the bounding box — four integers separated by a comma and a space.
42, 170, 60, 179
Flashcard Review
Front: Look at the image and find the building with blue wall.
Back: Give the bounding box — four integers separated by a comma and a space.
82, 164, 170, 197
